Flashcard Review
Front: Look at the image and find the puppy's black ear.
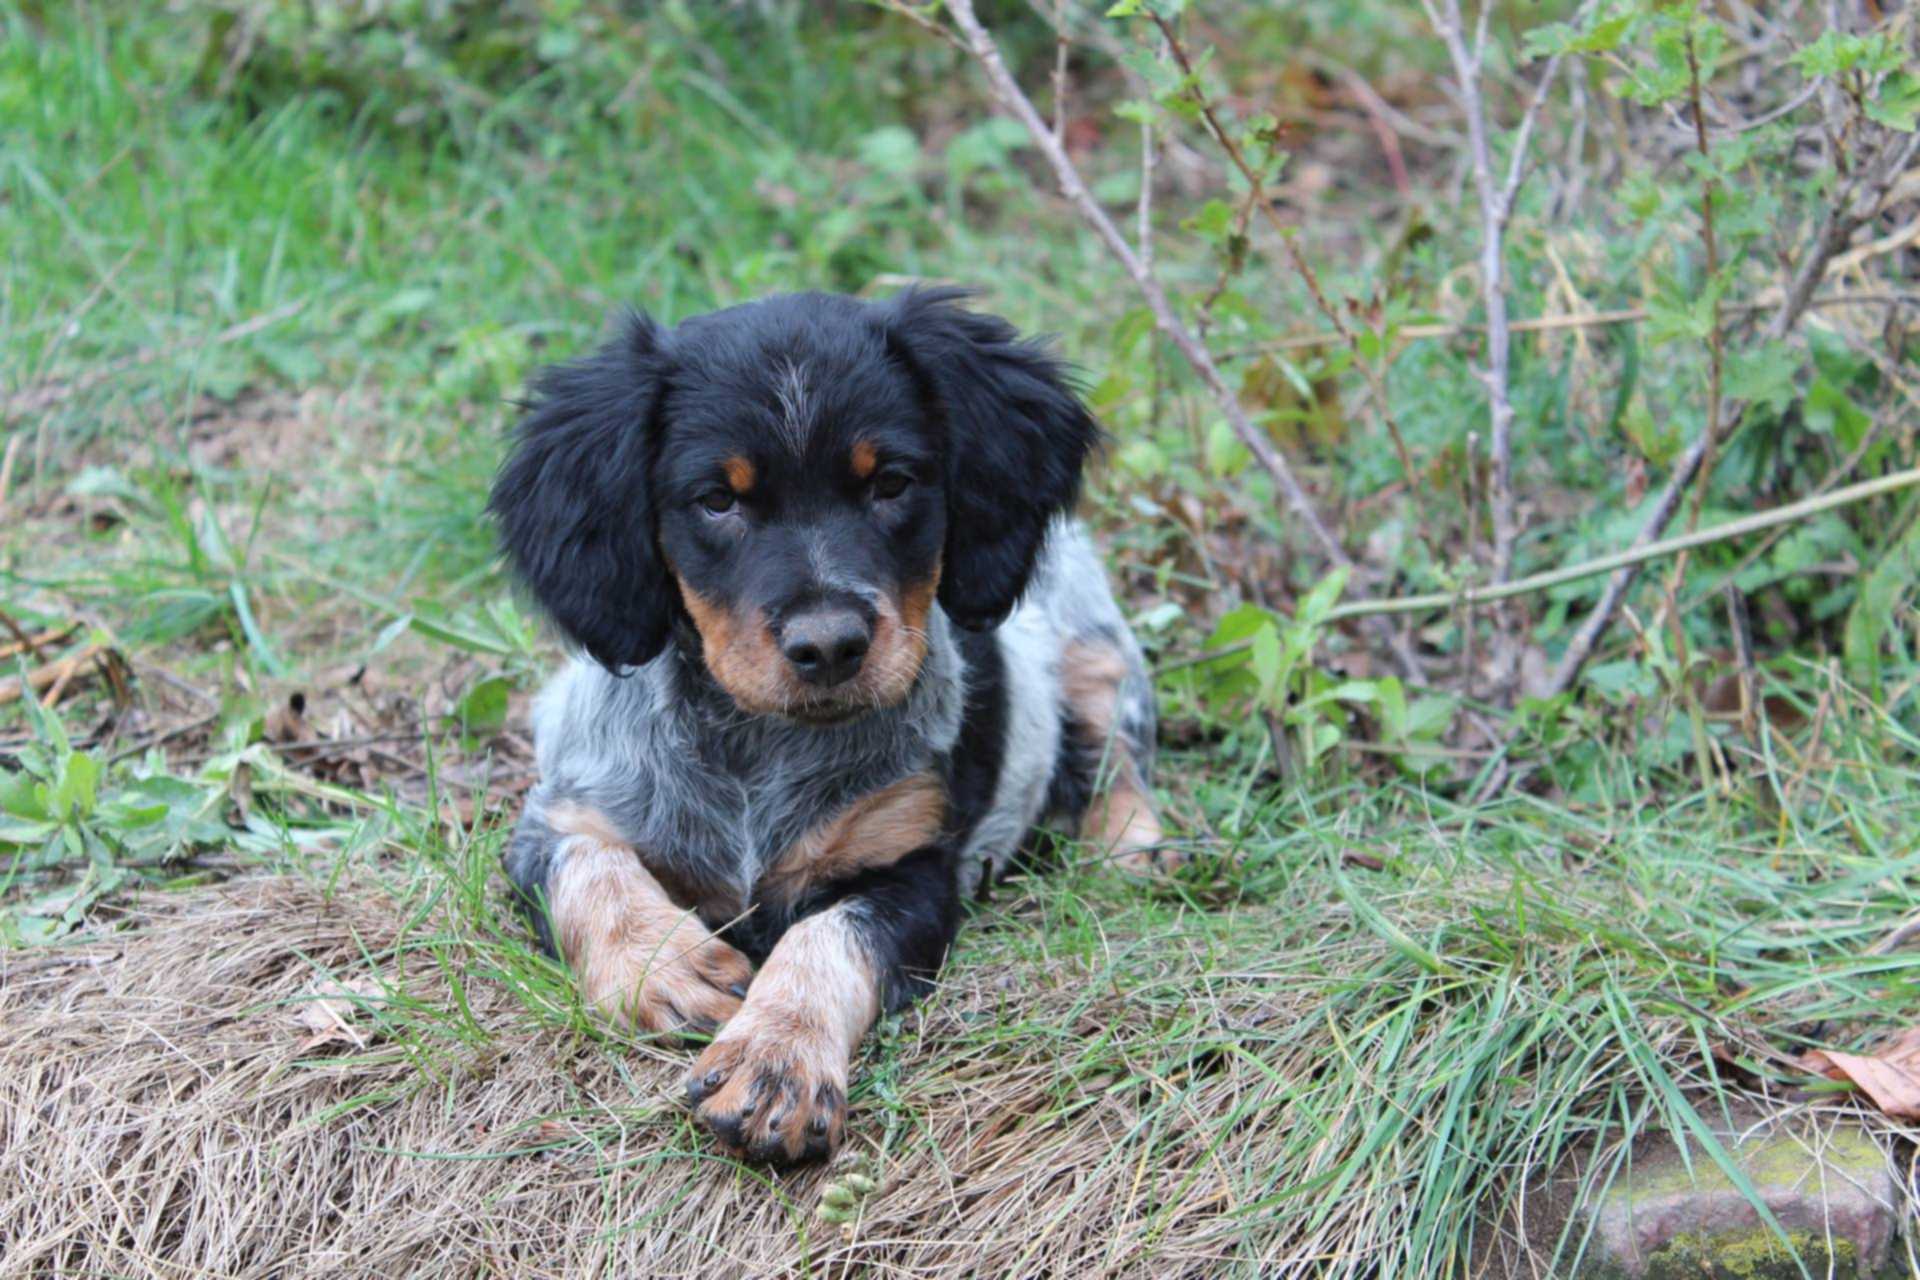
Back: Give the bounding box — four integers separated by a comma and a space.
885, 288, 1100, 631
489, 313, 674, 670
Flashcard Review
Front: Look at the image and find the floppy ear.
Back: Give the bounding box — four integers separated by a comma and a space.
489, 312, 675, 670
885, 288, 1101, 631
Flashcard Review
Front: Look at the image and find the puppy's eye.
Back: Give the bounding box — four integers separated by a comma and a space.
872, 471, 912, 501
699, 491, 737, 515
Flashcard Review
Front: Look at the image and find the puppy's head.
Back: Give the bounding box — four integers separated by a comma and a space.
490, 289, 1097, 722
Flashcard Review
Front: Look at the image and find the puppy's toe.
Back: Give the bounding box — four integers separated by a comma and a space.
667, 981, 745, 1037
1112, 840, 1186, 877
687, 1029, 847, 1164
693, 938, 756, 1000
623, 959, 744, 1039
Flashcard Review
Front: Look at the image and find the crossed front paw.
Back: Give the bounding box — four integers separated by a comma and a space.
589, 929, 755, 1037
685, 1015, 849, 1164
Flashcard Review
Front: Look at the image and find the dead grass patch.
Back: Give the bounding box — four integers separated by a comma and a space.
0, 873, 1317, 1278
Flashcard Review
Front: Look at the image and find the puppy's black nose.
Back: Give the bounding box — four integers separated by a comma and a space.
780, 608, 871, 687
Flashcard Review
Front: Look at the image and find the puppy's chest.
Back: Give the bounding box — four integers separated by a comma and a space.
658, 755, 948, 929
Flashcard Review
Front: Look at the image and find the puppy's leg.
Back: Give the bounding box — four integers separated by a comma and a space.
531, 802, 755, 1035
687, 847, 959, 1163
1060, 637, 1171, 873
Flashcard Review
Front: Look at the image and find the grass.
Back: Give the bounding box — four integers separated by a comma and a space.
2, 3, 1917, 1276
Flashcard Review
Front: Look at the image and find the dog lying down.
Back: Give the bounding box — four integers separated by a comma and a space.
490, 288, 1170, 1164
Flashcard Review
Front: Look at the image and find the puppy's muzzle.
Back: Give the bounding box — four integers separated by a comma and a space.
778, 605, 872, 688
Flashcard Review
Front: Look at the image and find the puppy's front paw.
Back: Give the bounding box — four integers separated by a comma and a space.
685, 1014, 848, 1164
1091, 792, 1181, 876
593, 930, 755, 1038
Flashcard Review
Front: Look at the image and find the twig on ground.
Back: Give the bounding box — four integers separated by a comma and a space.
0, 614, 68, 664
1542, 127, 1920, 701
1160, 467, 1920, 672
1230, 291, 1920, 356
108, 711, 223, 764
0, 645, 106, 708
1869, 910, 1920, 956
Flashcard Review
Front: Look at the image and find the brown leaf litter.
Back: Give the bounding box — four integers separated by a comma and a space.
0, 873, 1319, 1278
1801, 1027, 1920, 1121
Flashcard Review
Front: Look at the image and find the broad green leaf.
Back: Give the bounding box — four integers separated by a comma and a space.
1297, 566, 1351, 627
1805, 377, 1871, 450
451, 675, 514, 743
1723, 343, 1797, 412
1206, 604, 1274, 653
1249, 622, 1284, 705
1181, 199, 1235, 243
50, 752, 98, 822
1867, 71, 1920, 132
1844, 511, 1920, 694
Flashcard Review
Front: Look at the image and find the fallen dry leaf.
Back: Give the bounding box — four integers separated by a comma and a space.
1800, 1026, 1920, 1120
290, 974, 386, 1051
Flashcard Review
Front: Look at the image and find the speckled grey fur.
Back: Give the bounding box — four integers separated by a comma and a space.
507, 519, 1154, 917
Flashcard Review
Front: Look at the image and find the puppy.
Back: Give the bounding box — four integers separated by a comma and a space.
491, 289, 1164, 1163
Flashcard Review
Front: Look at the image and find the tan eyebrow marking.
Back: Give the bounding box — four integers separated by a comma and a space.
723, 456, 756, 494
849, 441, 878, 480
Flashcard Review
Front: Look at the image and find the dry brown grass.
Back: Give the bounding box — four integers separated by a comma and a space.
0, 873, 1309, 1278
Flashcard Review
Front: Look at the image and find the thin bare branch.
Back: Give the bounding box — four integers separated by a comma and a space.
1423, 0, 1571, 600
1679, 26, 1725, 538
1233, 291, 1919, 356
921, 0, 1348, 571
1050, 0, 1069, 143
1163, 465, 1920, 671
1145, 10, 1431, 546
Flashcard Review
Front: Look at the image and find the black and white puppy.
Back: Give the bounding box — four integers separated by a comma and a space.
491, 289, 1165, 1164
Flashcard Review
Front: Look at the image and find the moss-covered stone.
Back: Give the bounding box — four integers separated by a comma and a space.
1642, 1227, 1857, 1279
1570, 1119, 1902, 1279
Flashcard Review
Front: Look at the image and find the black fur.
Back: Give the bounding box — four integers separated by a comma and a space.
494, 290, 1130, 1165
940, 627, 1009, 851
488, 314, 676, 670
492, 290, 1096, 670
884, 288, 1102, 632
770, 845, 962, 1015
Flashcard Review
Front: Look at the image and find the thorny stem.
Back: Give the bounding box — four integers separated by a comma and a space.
919, 2, 1341, 565
922, 0, 1430, 682
1681, 27, 1724, 538
1148, 10, 1426, 533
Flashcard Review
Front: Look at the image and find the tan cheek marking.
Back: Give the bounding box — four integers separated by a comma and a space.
1060, 639, 1130, 739
676, 575, 805, 715
760, 771, 946, 904
544, 805, 753, 1030
849, 441, 878, 480
862, 560, 941, 706
723, 455, 755, 494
